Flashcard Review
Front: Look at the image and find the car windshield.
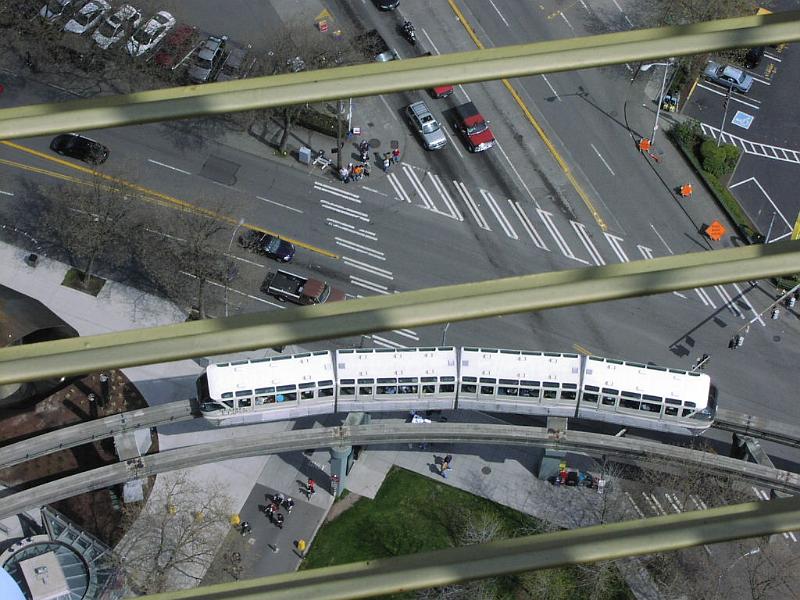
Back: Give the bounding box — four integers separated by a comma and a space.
75, 8, 98, 26
47, 0, 66, 12
468, 122, 488, 135
133, 27, 155, 45
266, 237, 281, 253
97, 19, 119, 37
195, 57, 213, 70
420, 115, 439, 133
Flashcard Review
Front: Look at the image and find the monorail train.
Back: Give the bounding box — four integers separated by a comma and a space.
197, 347, 717, 435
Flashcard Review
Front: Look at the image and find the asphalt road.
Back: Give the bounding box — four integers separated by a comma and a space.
1, 2, 799, 458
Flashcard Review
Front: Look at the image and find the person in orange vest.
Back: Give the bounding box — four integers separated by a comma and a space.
680, 183, 693, 198
638, 138, 651, 153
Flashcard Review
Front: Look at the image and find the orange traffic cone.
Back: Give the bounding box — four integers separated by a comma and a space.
679, 183, 693, 198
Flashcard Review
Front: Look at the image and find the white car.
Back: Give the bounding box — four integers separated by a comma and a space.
126, 11, 175, 57
93, 4, 142, 49
63, 0, 110, 35
39, 0, 72, 21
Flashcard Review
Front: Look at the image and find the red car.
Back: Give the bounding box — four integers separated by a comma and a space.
153, 23, 198, 69
431, 84, 454, 98
454, 102, 496, 152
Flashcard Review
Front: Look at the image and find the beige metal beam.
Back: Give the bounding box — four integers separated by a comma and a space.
142, 495, 800, 600
0, 241, 798, 385
0, 12, 798, 139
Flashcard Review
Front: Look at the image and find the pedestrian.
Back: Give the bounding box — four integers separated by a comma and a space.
307, 478, 316, 498
353, 164, 363, 181
339, 166, 349, 183
275, 492, 285, 506
392, 147, 400, 164
444, 454, 452, 467
275, 512, 284, 529
285, 497, 295, 513
297, 538, 307, 558
361, 161, 370, 177
441, 460, 449, 478
383, 154, 391, 173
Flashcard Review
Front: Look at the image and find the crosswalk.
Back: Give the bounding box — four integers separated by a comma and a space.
700, 123, 800, 164
313, 168, 770, 334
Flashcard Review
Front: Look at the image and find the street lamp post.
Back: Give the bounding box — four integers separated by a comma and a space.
639, 60, 673, 146
224, 218, 245, 318
716, 548, 760, 595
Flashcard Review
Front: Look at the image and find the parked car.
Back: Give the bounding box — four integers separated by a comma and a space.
153, 24, 199, 69
374, 0, 400, 10
126, 10, 175, 57
188, 34, 227, 83
703, 61, 753, 93
406, 101, 447, 150
216, 43, 253, 81
63, 0, 109, 35
39, 0, 73, 22
238, 231, 295, 262
355, 30, 398, 63
49, 133, 109, 164
92, 4, 141, 50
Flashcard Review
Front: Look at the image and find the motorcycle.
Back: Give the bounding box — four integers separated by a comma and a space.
401, 20, 416, 46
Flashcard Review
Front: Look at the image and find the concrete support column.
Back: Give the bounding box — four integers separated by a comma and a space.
329, 445, 351, 498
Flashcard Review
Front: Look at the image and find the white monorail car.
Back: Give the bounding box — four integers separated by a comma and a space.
199, 351, 336, 425
457, 348, 582, 417
577, 355, 716, 435
336, 347, 458, 412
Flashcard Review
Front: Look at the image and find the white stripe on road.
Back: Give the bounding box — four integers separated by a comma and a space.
714, 285, 743, 318
732, 282, 765, 327
387, 172, 412, 203
403, 165, 437, 211
488, 0, 510, 26
148, 159, 191, 175
590, 143, 615, 175
625, 492, 646, 518
509, 201, 548, 250
257, 195, 303, 213
695, 288, 716, 308
362, 186, 388, 197
480, 190, 518, 239
314, 181, 361, 203
538, 210, 584, 262
326, 218, 377, 241
695, 83, 761, 110
350, 275, 390, 294
320, 199, 370, 222
0, 190, 15, 196
637, 245, 654, 259
495, 141, 539, 206
392, 329, 419, 341
541, 74, 561, 101
335, 237, 385, 261
572, 221, 605, 265
343, 256, 393, 280
430, 174, 464, 221
454, 181, 490, 230
371, 334, 407, 349
603, 233, 629, 262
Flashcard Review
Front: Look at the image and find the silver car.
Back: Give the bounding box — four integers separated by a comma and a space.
703, 61, 754, 93
406, 101, 447, 151
188, 35, 227, 83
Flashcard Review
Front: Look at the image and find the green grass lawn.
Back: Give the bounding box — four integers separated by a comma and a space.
303, 467, 634, 599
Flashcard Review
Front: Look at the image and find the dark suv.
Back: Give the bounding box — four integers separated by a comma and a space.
238, 231, 295, 262
49, 133, 109, 164
374, 0, 400, 9
188, 34, 227, 83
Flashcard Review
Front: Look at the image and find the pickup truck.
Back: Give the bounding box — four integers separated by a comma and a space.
453, 102, 495, 152
261, 269, 345, 305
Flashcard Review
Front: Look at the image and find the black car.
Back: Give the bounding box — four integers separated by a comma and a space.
238, 231, 295, 262
744, 46, 764, 69
374, 0, 400, 10
49, 133, 109, 164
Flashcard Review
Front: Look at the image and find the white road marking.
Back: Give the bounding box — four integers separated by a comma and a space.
443, 127, 463, 159
541, 74, 561, 101
454, 181, 490, 230
637, 245, 654, 259
708, 130, 800, 165
326, 218, 377, 240
257, 195, 303, 213
335, 237, 385, 261
640, 492, 659, 515
393, 329, 419, 341
0, 190, 14, 196
731, 282, 765, 326
343, 256, 393, 280
624, 15, 633, 27
714, 285, 744, 318
509, 200, 548, 250
690, 495, 708, 510
147, 159, 191, 175
457, 85, 471, 102
603, 233, 628, 262
488, 0, 510, 26
181, 271, 286, 309
650, 223, 674, 255
379, 95, 400, 121
227, 254, 263, 268
664, 493, 682, 513
320, 199, 370, 222
695, 83, 761, 110
421, 29, 441, 55
387, 172, 412, 203
430, 174, 464, 221
495, 141, 539, 206
403, 165, 437, 211
362, 186, 388, 197
611, 0, 623, 12
764, 52, 781, 62
729, 177, 792, 230
572, 221, 605, 265
314, 181, 361, 203
625, 492, 646, 518
480, 190, 518, 239
695, 288, 716, 309
371, 334, 407, 349
673, 291, 687, 299
590, 143, 615, 175
559, 11, 574, 32
350, 275, 389, 294
538, 210, 584, 262
750, 74, 771, 86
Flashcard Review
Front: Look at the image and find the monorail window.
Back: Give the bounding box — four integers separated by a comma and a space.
319, 387, 334, 397
422, 385, 435, 394
480, 377, 496, 384
602, 395, 616, 406
461, 384, 477, 393
359, 386, 374, 395
585, 385, 599, 392
399, 377, 418, 383
682, 409, 694, 417
378, 377, 396, 384
222, 392, 234, 399
300, 383, 315, 400
521, 380, 540, 386
620, 398, 639, 410
377, 385, 397, 394
222, 400, 233, 408
583, 393, 598, 403
440, 383, 455, 393
562, 391, 577, 400
519, 388, 539, 398
641, 402, 661, 413
643, 394, 661, 402
602, 388, 619, 395
498, 387, 518, 396
621, 391, 641, 399
398, 385, 418, 394
665, 407, 678, 416
359, 378, 375, 384
480, 385, 495, 395
255, 387, 275, 395
500, 378, 518, 385
685, 401, 696, 408
276, 385, 296, 402
666, 398, 680, 405
340, 379, 355, 396
238, 398, 252, 408
236, 390, 253, 398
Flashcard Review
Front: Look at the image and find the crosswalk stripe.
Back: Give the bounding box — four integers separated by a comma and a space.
714, 285, 744, 318
335, 237, 385, 261
343, 256, 393, 280
732, 282, 766, 327
430, 173, 464, 221
480, 190, 518, 239
320, 199, 370, 222
393, 329, 420, 341
538, 209, 584, 262
387, 172, 412, 202
314, 182, 361, 203
371, 334, 407, 349
350, 275, 390, 294
637, 244, 654, 259
326, 219, 377, 241
509, 200, 547, 249
603, 233, 629, 262
454, 181, 490, 230
403, 165, 437, 211
571, 221, 605, 265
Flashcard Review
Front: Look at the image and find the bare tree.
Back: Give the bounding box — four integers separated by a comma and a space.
37, 173, 143, 287
114, 471, 233, 594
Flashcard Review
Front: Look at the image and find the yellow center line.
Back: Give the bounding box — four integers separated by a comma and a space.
447, 0, 608, 231
573, 343, 593, 356
0, 140, 340, 259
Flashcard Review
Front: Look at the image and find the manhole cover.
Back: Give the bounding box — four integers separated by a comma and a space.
481, 466, 491, 475
200, 155, 240, 186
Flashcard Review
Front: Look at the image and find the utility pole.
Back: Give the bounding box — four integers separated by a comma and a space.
764, 211, 777, 243
336, 98, 344, 172
651, 61, 671, 146
224, 218, 245, 317
717, 86, 732, 147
